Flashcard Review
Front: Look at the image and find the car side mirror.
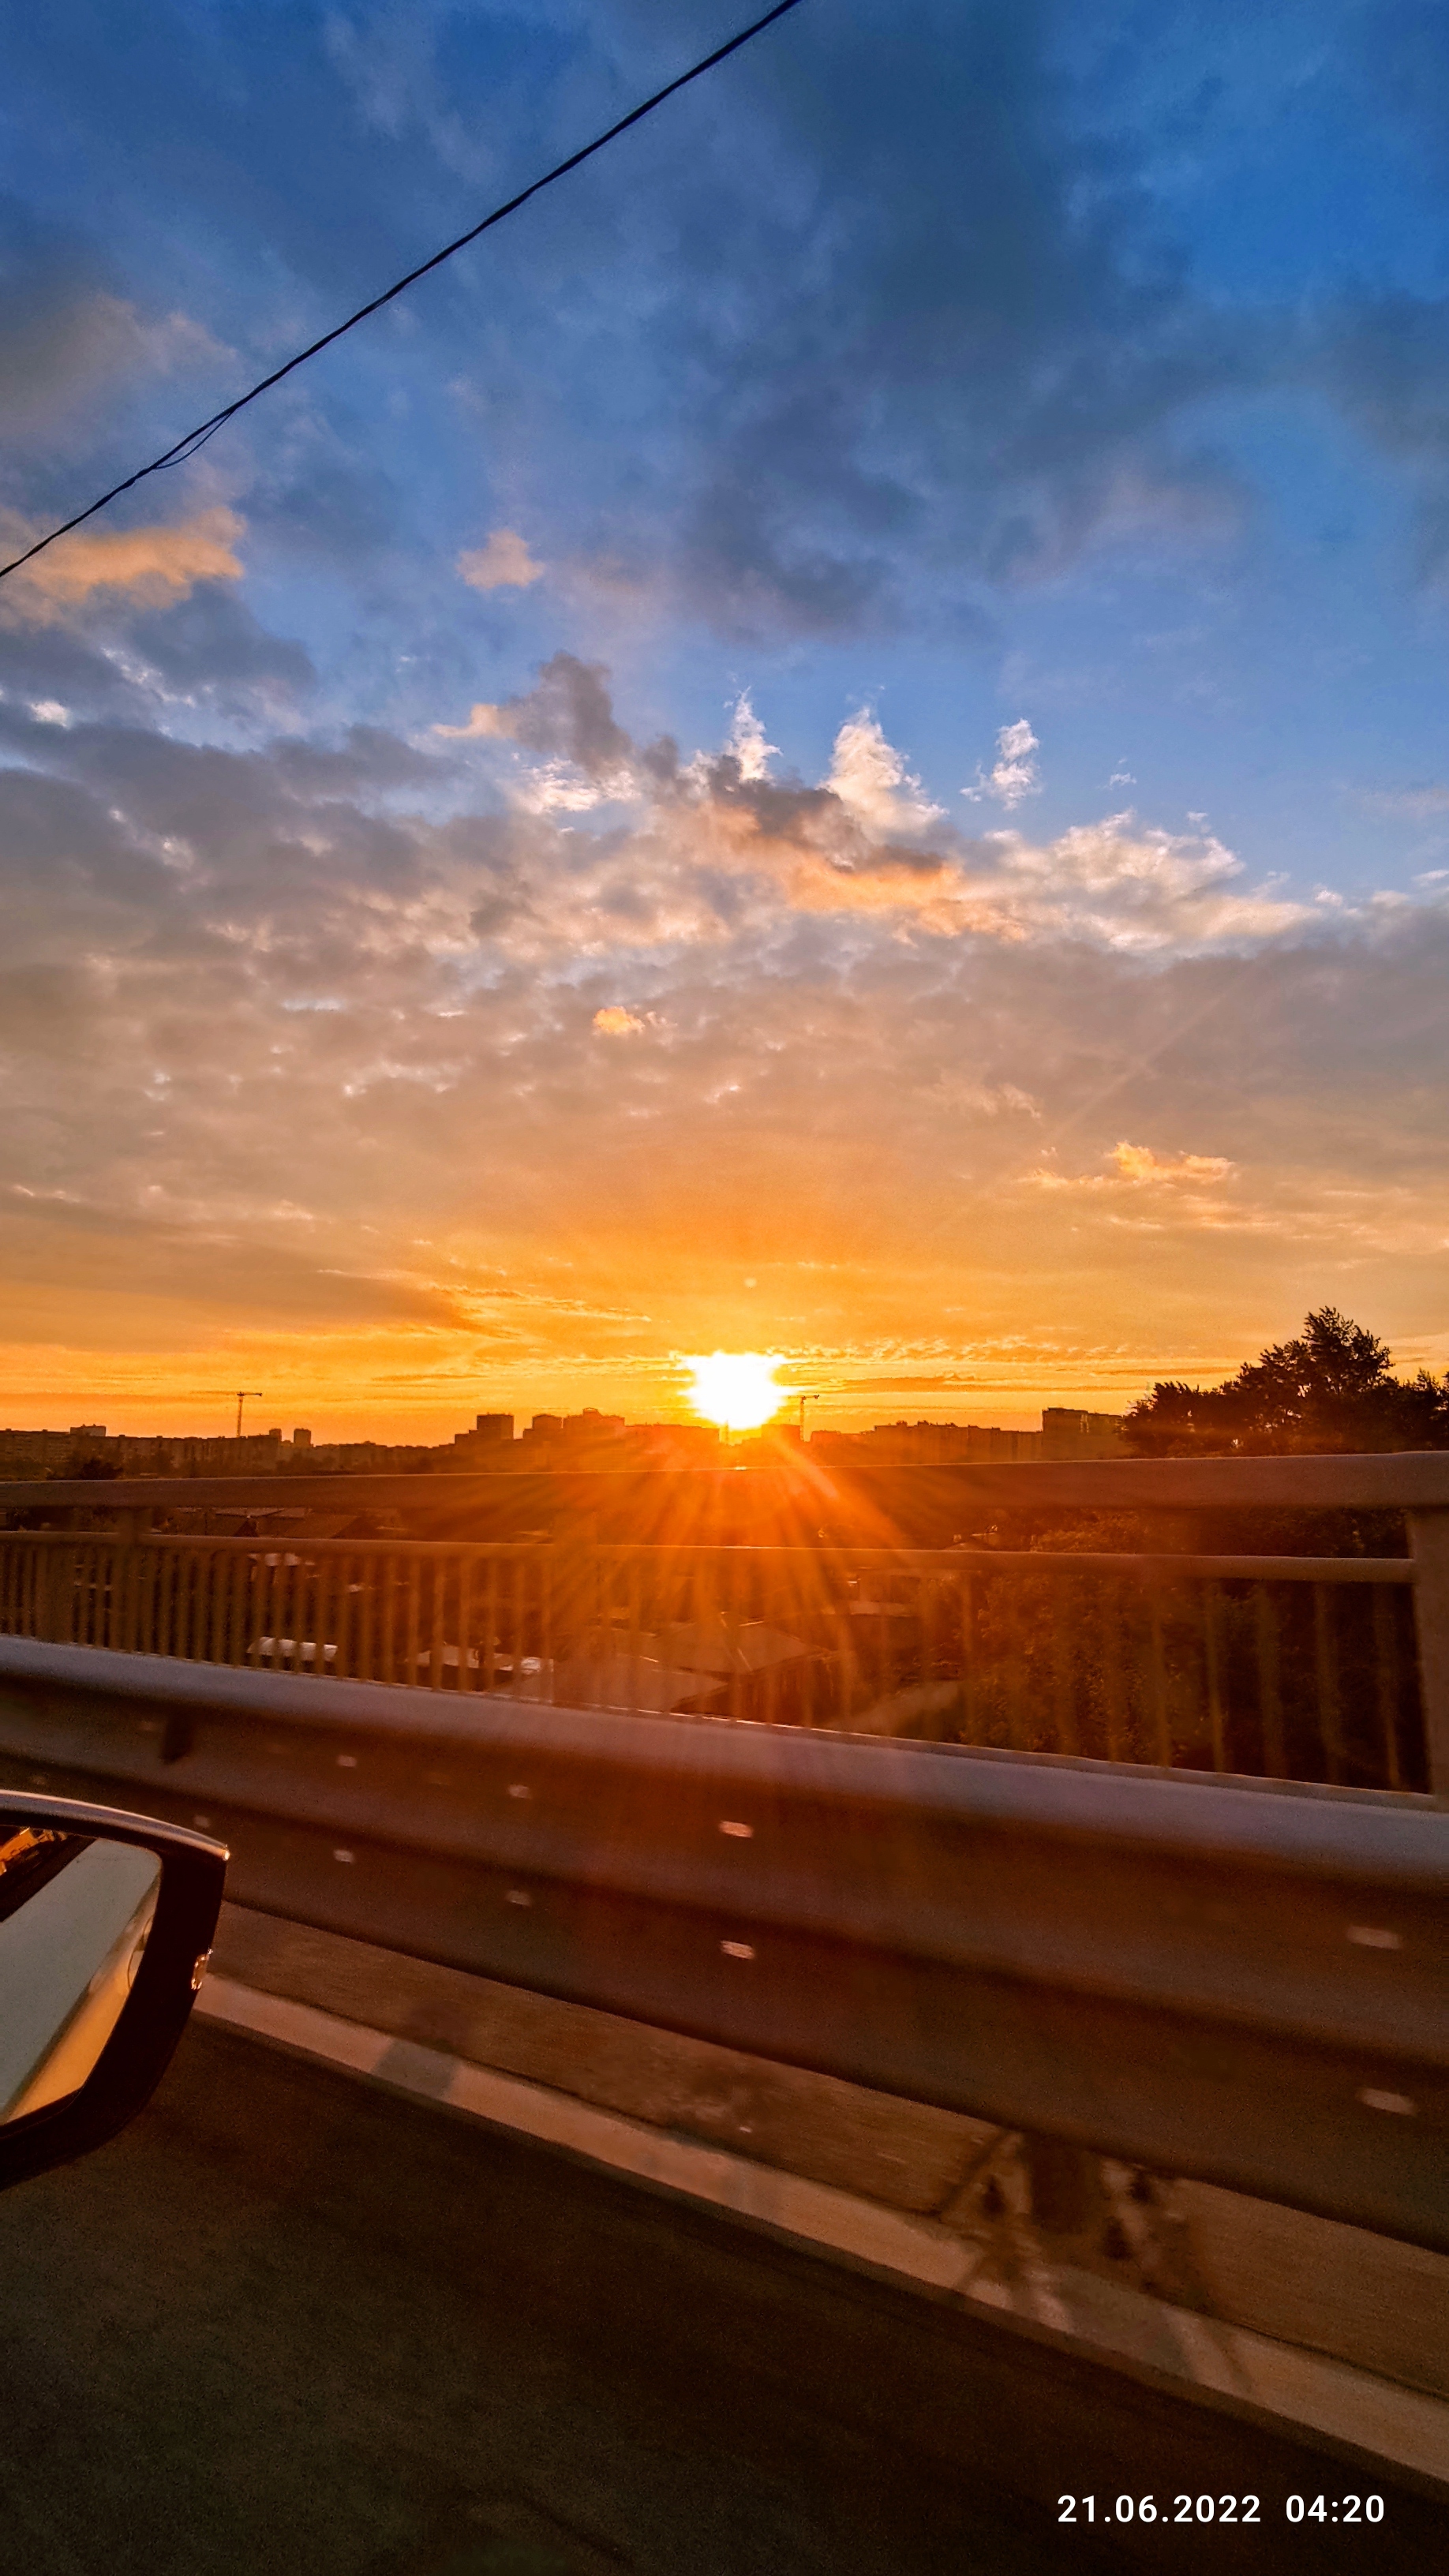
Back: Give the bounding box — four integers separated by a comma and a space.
0, 1794, 227, 2192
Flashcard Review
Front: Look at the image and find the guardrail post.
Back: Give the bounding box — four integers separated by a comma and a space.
39, 1540, 77, 1644
1408, 1508, 1449, 1800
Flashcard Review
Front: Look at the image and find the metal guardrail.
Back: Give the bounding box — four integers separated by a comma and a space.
0, 1522, 1436, 1792
9, 1448, 1449, 1512
0, 1634, 1443, 2253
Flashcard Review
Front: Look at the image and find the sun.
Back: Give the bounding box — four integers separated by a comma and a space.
684, 1351, 789, 1434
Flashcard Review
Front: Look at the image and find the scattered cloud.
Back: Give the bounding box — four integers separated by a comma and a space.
1027, 1141, 1235, 1193
826, 710, 942, 834
964, 717, 1041, 811
592, 1005, 647, 1035
725, 693, 777, 784
457, 529, 545, 591
0, 507, 245, 626
1357, 783, 1449, 819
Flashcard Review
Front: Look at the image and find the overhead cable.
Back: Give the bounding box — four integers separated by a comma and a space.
0, 0, 811, 586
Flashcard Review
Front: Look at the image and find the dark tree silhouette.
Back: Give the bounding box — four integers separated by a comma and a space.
1125, 1308, 1449, 1456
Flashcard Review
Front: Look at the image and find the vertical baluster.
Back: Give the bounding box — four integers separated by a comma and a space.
194, 1548, 211, 1662
319, 1549, 336, 1679
1148, 1579, 1172, 1767
382, 1550, 398, 1687
457, 1553, 474, 1692
202, 1548, 219, 1664
627, 1556, 642, 1713
1102, 1578, 1126, 1762
329, 1552, 348, 1679
373, 1551, 388, 1685
283, 1550, 300, 1672
1052, 1573, 1079, 1754
539, 1549, 552, 1703
1373, 1583, 1402, 1792
198, 1547, 213, 1661
483, 1559, 497, 1691
1004, 1576, 1025, 1750
1256, 1586, 1286, 1777
835, 1579, 855, 1728
170, 1545, 185, 1659
429, 1552, 447, 1689
261, 1548, 279, 1669
1313, 1583, 1342, 1784
140, 1542, 152, 1656
292, 1549, 305, 1674
1203, 1582, 1226, 1773
220, 1548, 238, 1668
160, 1535, 179, 1659
958, 1572, 975, 1743
727, 1553, 744, 1724
402, 1552, 419, 1686
359, 1550, 376, 1685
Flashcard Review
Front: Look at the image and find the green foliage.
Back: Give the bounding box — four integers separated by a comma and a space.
1125, 1308, 1449, 1457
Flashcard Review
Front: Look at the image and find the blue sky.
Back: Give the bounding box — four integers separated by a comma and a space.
1, 0, 1447, 1434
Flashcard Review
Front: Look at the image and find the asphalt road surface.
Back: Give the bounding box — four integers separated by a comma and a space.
0, 2020, 1436, 2576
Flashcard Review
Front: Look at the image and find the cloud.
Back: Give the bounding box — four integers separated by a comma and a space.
0, 657, 1445, 1415
1357, 782, 1449, 819
434, 650, 634, 773
964, 717, 1041, 810
1, 507, 245, 626
1108, 1142, 1234, 1185
725, 694, 777, 784
0, 196, 223, 444
457, 529, 545, 591
432, 659, 1316, 954
1024, 1140, 1236, 1201
826, 710, 942, 834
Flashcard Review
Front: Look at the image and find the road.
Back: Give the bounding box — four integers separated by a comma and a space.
0, 2021, 1436, 2575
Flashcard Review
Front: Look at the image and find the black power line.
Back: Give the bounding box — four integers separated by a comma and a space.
0, 0, 811, 587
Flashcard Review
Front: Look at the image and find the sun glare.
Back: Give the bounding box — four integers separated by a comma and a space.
685, 1351, 788, 1433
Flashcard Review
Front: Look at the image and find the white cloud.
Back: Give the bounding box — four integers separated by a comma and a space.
726, 693, 777, 783
964, 717, 1041, 810
457, 529, 545, 591
827, 710, 942, 833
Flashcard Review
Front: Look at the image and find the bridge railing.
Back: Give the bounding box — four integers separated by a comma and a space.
2, 1502, 1443, 1794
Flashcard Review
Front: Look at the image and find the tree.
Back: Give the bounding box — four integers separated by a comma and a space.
1125, 1308, 1449, 1457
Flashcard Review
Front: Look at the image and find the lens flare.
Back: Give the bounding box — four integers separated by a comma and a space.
685, 1351, 789, 1432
